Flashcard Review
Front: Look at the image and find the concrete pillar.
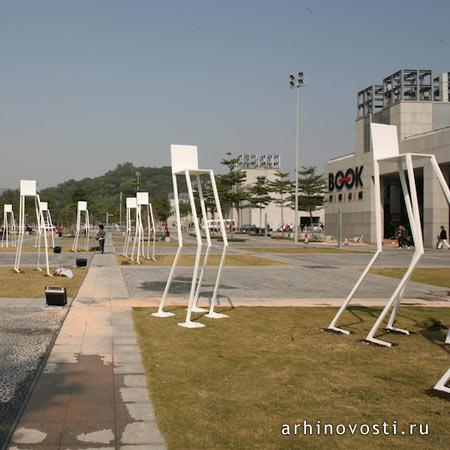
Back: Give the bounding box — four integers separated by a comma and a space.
423, 163, 449, 248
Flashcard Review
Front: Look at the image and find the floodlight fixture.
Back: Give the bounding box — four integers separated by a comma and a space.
288, 71, 306, 243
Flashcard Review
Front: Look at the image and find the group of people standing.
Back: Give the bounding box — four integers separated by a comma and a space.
397, 224, 449, 249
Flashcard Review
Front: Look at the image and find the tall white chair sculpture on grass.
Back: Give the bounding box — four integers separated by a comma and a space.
327, 123, 450, 347
131, 192, 156, 264
434, 329, 450, 393
14, 180, 51, 276
123, 197, 137, 258
1, 204, 16, 248
152, 144, 229, 328
35, 202, 55, 249
72, 201, 90, 252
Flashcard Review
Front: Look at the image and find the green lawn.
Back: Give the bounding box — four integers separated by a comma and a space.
134, 307, 450, 450
134, 306, 450, 450
239, 246, 368, 254
371, 267, 450, 289
0, 267, 88, 298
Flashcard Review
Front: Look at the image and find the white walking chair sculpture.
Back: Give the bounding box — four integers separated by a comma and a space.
327, 123, 450, 347
14, 180, 51, 276
152, 144, 229, 328
131, 192, 156, 264
35, 202, 55, 249
1, 204, 16, 248
434, 329, 450, 393
72, 201, 90, 252
123, 197, 137, 258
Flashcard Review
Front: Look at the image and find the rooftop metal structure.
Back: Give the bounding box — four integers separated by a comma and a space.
357, 69, 450, 118
236, 153, 281, 170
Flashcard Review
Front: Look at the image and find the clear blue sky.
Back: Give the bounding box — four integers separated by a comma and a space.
1, 0, 449, 187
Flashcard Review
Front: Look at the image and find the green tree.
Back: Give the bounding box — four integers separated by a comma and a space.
268, 170, 293, 236
153, 196, 171, 222
293, 166, 325, 223
218, 153, 248, 236
249, 176, 272, 233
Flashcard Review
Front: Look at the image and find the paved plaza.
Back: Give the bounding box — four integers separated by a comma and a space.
0, 302, 66, 446
6, 237, 166, 450
0, 233, 449, 449
121, 239, 450, 301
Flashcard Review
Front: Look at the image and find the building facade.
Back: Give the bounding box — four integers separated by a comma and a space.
237, 154, 324, 230
325, 69, 450, 247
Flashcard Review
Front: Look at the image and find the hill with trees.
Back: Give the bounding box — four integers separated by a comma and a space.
0, 162, 174, 226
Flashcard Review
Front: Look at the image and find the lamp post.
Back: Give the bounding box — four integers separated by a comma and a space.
289, 72, 305, 244
106, 212, 114, 231
136, 171, 141, 192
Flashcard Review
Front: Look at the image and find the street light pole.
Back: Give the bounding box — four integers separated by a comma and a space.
136, 171, 141, 192
289, 72, 305, 244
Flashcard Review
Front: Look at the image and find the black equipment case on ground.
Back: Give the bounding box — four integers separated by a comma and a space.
45, 287, 67, 306
53, 246, 62, 254
76, 258, 88, 267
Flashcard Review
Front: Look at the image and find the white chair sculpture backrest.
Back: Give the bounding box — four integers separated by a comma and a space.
1, 204, 16, 248
152, 144, 229, 328
123, 197, 137, 258
35, 201, 55, 249
327, 123, 450, 348
72, 201, 90, 252
14, 180, 51, 276
130, 192, 156, 264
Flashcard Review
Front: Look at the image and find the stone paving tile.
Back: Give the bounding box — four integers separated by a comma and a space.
118, 421, 165, 446
7, 236, 165, 450
60, 422, 116, 446
113, 363, 145, 375
119, 387, 150, 403
123, 375, 147, 387
12, 422, 66, 445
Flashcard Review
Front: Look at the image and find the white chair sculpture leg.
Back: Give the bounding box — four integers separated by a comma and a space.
190, 175, 212, 314
1, 204, 16, 248
132, 192, 155, 264
131, 201, 143, 264
328, 123, 450, 347
123, 198, 137, 258
14, 180, 51, 276
446, 328, 450, 345
45, 205, 55, 249
72, 201, 89, 252
434, 368, 450, 394
365, 154, 424, 346
152, 172, 182, 318
147, 203, 156, 261
122, 202, 131, 256
35, 202, 55, 249
153, 145, 228, 326
326, 134, 383, 334
204, 170, 229, 319
191, 172, 229, 319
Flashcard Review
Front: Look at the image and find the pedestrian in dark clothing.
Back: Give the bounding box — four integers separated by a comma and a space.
437, 226, 450, 249
397, 225, 408, 249
97, 224, 106, 254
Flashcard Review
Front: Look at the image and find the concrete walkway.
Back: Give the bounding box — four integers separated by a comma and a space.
10, 236, 166, 450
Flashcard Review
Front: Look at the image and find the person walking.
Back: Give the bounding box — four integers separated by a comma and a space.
96, 224, 106, 254
397, 225, 407, 249
437, 226, 450, 249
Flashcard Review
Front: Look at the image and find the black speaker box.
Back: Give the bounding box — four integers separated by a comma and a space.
45, 287, 67, 306
53, 246, 62, 254
76, 258, 88, 267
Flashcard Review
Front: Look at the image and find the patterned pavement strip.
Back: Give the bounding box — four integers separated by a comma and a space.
9, 235, 167, 450
0, 301, 66, 448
